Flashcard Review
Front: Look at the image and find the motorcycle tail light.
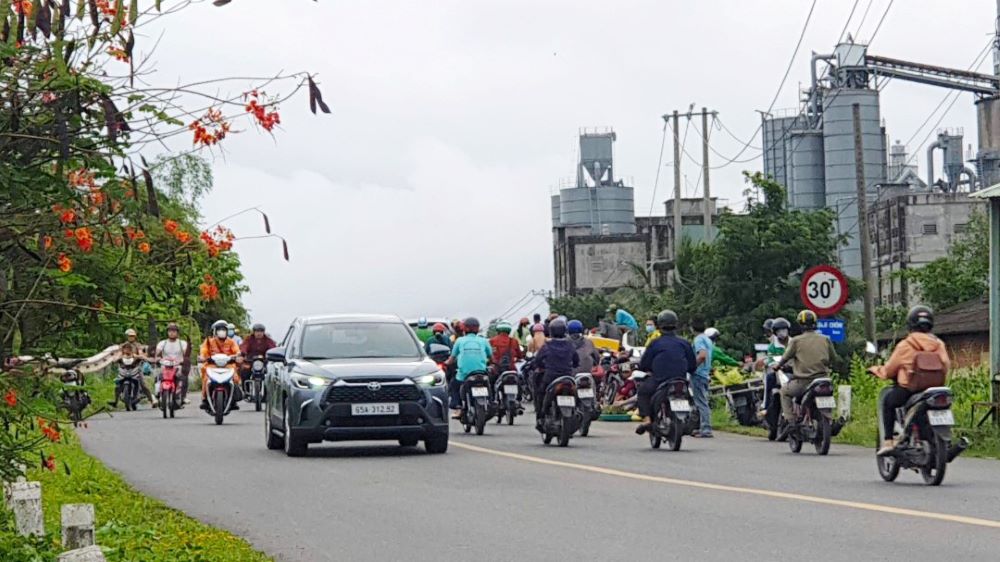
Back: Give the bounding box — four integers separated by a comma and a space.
554, 382, 575, 394
928, 394, 952, 409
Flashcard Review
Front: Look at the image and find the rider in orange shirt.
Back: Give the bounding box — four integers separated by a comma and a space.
199, 320, 243, 410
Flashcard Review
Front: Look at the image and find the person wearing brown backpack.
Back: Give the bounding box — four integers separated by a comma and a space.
871, 305, 951, 456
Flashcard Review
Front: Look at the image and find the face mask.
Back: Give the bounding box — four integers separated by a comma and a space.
228, 330, 235, 337
216, 329, 228, 339
645, 325, 655, 334
776, 329, 789, 341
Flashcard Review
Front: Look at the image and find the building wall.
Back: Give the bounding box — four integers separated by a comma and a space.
572, 239, 647, 291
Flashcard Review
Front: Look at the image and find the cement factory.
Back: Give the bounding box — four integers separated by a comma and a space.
553, 10, 1000, 308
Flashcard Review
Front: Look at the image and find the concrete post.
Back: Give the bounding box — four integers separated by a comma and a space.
853, 103, 877, 343
701, 108, 712, 241
990, 197, 1000, 424
61, 503, 96, 549
672, 110, 682, 284
4, 481, 44, 537
58, 545, 107, 562
838, 385, 852, 421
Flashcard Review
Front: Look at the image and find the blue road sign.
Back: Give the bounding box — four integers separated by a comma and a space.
817, 318, 846, 343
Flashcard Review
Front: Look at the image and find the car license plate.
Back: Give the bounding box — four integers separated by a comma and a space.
503, 384, 518, 395
670, 399, 691, 412
928, 409, 954, 426
351, 403, 399, 416
556, 395, 576, 407
578, 388, 595, 399
815, 396, 836, 410
471, 387, 489, 398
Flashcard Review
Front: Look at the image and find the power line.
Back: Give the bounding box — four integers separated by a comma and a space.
837, 0, 861, 44
853, 0, 875, 38
712, 0, 819, 168
493, 291, 534, 320
647, 120, 669, 216
867, 0, 895, 46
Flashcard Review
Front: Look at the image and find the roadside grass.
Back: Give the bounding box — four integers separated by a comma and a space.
711, 362, 1000, 460
1, 371, 271, 562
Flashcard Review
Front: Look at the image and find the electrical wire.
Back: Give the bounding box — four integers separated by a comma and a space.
837, 0, 861, 44
853, 0, 875, 39
710, 0, 819, 169
493, 291, 534, 321
867, 0, 895, 46
647, 120, 669, 216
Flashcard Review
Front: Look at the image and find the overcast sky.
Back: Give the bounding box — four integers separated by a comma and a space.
144, 0, 995, 332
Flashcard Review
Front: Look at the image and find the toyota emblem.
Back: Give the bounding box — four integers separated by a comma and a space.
367, 381, 381, 392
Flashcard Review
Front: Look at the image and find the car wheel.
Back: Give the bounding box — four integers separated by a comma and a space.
265, 403, 282, 450
424, 435, 448, 454
283, 402, 308, 457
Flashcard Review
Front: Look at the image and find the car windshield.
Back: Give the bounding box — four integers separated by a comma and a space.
300, 322, 421, 360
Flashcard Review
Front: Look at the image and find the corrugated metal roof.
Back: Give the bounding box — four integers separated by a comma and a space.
878, 298, 989, 342
971, 183, 1000, 199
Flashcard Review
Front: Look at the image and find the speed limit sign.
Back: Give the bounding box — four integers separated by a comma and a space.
800, 265, 849, 317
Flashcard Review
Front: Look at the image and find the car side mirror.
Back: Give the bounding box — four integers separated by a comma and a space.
266, 347, 286, 364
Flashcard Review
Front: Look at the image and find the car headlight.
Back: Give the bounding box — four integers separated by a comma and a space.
291, 373, 332, 390
412, 371, 445, 388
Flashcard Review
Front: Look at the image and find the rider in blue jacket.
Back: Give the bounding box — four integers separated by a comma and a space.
533, 319, 579, 426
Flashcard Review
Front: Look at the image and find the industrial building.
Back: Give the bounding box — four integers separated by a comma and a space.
552, 130, 719, 296
762, 41, 1000, 280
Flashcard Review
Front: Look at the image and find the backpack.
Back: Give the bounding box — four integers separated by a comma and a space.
899, 335, 947, 392
495, 338, 517, 372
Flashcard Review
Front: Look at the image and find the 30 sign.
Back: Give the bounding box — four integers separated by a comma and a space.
800, 265, 849, 317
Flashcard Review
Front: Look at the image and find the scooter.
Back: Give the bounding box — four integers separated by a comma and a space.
763, 357, 789, 441
539, 376, 581, 447
518, 356, 535, 404
574, 373, 600, 437
203, 353, 238, 425
639, 372, 692, 451
783, 378, 836, 455
157, 358, 182, 419
495, 370, 523, 425
461, 372, 496, 435
243, 354, 267, 412
59, 368, 90, 423
118, 358, 143, 411
598, 352, 627, 407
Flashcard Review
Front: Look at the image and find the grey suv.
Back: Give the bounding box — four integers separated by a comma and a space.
264, 314, 450, 456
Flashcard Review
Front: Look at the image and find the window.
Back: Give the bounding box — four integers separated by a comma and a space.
300, 322, 421, 360
922, 223, 938, 235
954, 223, 968, 234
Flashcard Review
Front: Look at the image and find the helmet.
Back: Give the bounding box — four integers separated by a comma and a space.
432, 322, 447, 334
227, 322, 235, 330
211, 320, 228, 334
655, 309, 678, 331
532, 324, 545, 333
549, 319, 567, 338
496, 321, 512, 333
252, 323, 265, 332
519, 317, 530, 325
417, 317, 428, 328
463, 317, 480, 333
797, 309, 818, 329
567, 320, 584, 335
556, 315, 568, 325
762, 318, 774, 332
771, 317, 791, 331
124, 328, 137, 337
705, 327, 720, 341
166, 322, 179, 333
907, 305, 934, 332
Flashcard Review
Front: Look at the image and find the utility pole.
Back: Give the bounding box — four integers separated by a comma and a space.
670, 110, 681, 282
701, 107, 712, 241
853, 103, 876, 343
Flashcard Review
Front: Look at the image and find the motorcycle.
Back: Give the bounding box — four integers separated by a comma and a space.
539, 376, 581, 447
598, 352, 627, 407
763, 357, 789, 441
59, 368, 90, 423
639, 372, 692, 451
118, 358, 143, 411
157, 358, 182, 419
495, 370, 523, 425
460, 372, 496, 435
783, 377, 836, 455
243, 354, 267, 412
203, 353, 238, 425
518, 356, 535, 404
574, 373, 600, 437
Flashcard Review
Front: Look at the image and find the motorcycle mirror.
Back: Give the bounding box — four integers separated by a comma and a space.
864, 341, 878, 356
266, 346, 286, 364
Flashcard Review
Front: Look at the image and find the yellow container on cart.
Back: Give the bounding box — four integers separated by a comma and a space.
588, 335, 621, 353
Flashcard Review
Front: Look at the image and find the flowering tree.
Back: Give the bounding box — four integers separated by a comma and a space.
0, 0, 327, 475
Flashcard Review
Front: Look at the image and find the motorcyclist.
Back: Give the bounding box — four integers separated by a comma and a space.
240, 323, 276, 376
489, 321, 524, 376
414, 317, 434, 343
705, 327, 741, 368
424, 323, 452, 354
532, 319, 579, 428
199, 320, 243, 411
774, 310, 838, 435
153, 322, 191, 405
513, 317, 532, 350
107, 328, 155, 407
568, 320, 599, 374
528, 323, 547, 354
759, 317, 791, 417
635, 310, 696, 435
447, 317, 493, 419
450, 319, 465, 343
227, 323, 243, 347
870, 305, 951, 456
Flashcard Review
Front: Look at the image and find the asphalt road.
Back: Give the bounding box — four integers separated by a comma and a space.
79, 405, 1000, 561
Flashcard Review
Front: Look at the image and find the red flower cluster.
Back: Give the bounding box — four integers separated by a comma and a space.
57, 253, 72, 273
163, 219, 179, 234
137, 242, 151, 254
72, 227, 94, 252
200, 226, 235, 257
163, 218, 193, 245
125, 226, 145, 241
95, 0, 127, 24
107, 47, 129, 63
4, 389, 17, 407
68, 168, 97, 188
38, 419, 61, 443
199, 274, 220, 301
13, 0, 32, 17
245, 90, 281, 132
189, 108, 231, 147
42, 454, 56, 472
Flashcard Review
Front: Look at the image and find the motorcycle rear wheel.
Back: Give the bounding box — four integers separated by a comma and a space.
580, 416, 591, 437
507, 408, 515, 426
920, 435, 948, 486
813, 415, 832, 455
474, 404, 486, 436
557, 420, 572, 447
668, 417, 684, 451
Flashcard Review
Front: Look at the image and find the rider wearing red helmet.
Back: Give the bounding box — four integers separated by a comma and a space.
424, 322, 452, 354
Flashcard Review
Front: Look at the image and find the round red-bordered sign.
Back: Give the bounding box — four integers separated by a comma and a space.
800, 265, 849, 317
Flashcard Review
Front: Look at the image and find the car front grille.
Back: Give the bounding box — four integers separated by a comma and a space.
325, 384, 423, 404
